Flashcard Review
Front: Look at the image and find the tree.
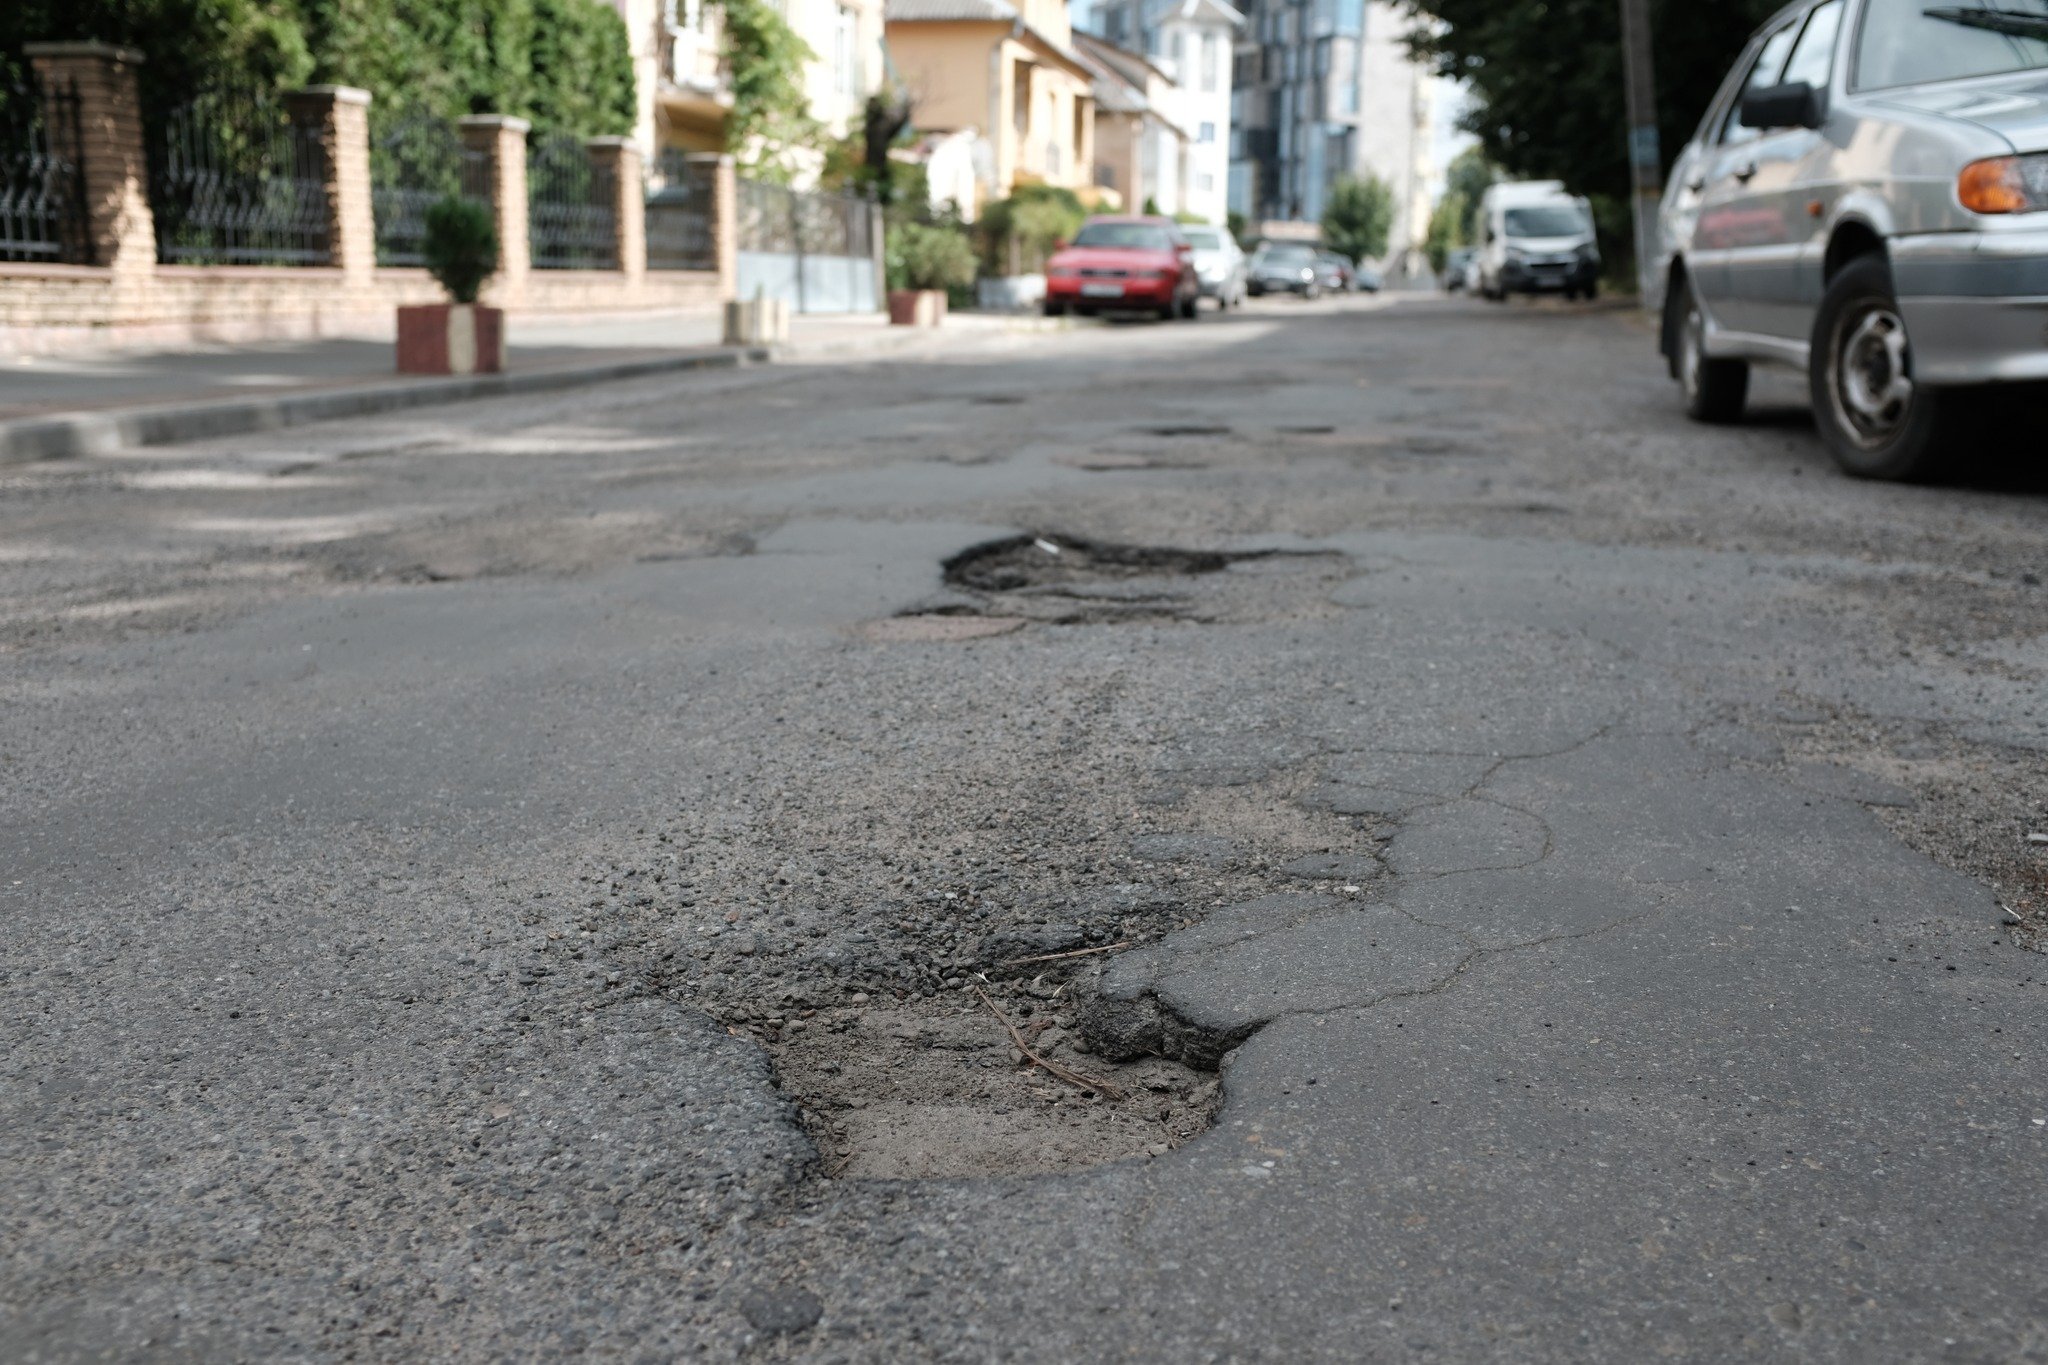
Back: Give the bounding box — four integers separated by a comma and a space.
1422, 146, 1494, 272
1321, 174, 1394, 262
2, 0, 635, 136
1400, 0, 1777, 207
722, 0, 819, 179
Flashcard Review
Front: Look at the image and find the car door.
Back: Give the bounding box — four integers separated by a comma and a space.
1691, 14, 1804, 331
1736, 0, 1846, 339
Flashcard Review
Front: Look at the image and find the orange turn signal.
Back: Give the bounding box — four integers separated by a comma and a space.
1959, 157, 2029, 214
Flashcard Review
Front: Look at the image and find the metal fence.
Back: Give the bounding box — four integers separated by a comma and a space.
527, 132, 616, 270
371, 113, 489, 267
0, 72, 90, 264
736, 178, 876, 313
147, 86, 331, 266
645, 147, 714, 272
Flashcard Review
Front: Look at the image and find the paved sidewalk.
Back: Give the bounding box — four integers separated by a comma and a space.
0, 310, 1057, 463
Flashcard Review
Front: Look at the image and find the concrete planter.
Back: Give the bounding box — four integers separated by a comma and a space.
887, 289, 947, 327
396, 303, 504, 376
975, 275, 1046, 313
724, 295, 790, 346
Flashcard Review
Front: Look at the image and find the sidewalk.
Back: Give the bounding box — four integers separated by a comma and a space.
0, 310, 1057, 464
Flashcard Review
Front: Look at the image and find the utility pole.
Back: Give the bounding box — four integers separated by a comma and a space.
1618, 0, 1662, 306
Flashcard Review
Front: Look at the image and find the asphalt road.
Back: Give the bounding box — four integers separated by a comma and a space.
4, 295, 2046, 1363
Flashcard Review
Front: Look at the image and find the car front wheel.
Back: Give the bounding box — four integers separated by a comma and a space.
1675, 275, 1748, 424
1810, 255, 1948, 481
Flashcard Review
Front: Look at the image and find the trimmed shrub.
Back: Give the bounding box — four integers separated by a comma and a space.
423, 195, 498, 303
887, 221, 975, 294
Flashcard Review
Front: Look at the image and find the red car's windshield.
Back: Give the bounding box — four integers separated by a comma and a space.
1071, 223, 1174, 250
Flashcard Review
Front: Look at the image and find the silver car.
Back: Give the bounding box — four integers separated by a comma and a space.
1181, 226, 1248, 310
1657, 0, 2048, 479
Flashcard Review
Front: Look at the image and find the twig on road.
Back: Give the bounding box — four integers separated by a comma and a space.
995, 940, 1135, 968
971, 983, 1125, 1100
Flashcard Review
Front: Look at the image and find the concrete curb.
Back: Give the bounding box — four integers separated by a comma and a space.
0, 346, 772, 467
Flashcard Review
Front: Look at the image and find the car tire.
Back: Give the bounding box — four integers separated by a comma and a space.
1302, 282, 1321, 301
1675, 275, 1749, 424
1809, 254, 1950, 481
1180, 293, 1199, 320
1043, 299, 1066, 318
1157, 301, 1177, 322
1585, 279, 1600, 302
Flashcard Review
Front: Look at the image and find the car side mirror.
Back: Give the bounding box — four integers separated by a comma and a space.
1739, 81, 1825, 131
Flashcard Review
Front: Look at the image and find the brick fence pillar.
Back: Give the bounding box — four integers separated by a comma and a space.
460, 115, 530, 304
287, 85, 374, 286
24, 42, 153, 280
585, 137, 643, 281
701, 153, 738, 302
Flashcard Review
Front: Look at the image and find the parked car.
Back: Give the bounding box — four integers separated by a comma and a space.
1476, 181, 1602, 301
1354, 261, 1385, 293
1247, 243, 1323, 298
1314, 250, 1356, 292
1180, 224, 1247, 310
1443, 248, 1476, 292
1657, 0, 2048, 480
1043, 216, 1200, 321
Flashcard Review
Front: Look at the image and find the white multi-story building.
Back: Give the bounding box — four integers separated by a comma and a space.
1087, 0, 1242, 225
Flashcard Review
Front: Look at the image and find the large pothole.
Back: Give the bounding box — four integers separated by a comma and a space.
868, 533, 1350, 629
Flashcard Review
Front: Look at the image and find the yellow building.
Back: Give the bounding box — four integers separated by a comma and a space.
883, 0, 1098, 213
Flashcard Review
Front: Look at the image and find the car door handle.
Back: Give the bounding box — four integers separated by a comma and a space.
1686, 176, 1706, 193
1733, 162, 1759, 183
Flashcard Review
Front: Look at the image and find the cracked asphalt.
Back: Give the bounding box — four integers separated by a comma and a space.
4, 295, 2048, 1362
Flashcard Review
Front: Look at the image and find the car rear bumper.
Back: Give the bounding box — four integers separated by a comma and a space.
1892, 227, 2048, 384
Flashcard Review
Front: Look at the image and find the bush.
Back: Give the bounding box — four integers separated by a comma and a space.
978, 183, 1085, 275
1321, 174, 1394, 263
888, 220, 976, 293
423, 195, 498, 303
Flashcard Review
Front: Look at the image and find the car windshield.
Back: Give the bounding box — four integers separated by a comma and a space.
1181, 228, 1225, 249
1257, 245, 1315, 263
1857, 0, 2048, 88
1503, 205, 1589, 238
1071, 222, 1172, 249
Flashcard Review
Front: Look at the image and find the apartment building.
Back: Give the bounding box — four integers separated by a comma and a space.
1086, 0, 1240, 225
1226, 0, 1428, 259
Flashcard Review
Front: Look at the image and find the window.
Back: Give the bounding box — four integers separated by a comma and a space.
1334, 0, 1363, 37
1201, 33, 1220, 91
833, 4, 860, 98
1198, 121, 1217, 143
1719, 21, 1801, 143
1196, 171, 1215, 192
1855, 0, 2048, 89
1781, 1, 1844, 90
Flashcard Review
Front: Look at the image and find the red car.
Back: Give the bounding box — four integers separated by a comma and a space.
1043, 216, 1200, 321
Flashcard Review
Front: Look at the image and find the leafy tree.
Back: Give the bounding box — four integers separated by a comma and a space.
722, 0, 820, 179
1321, 174, 1394, 262
978, 183, 1085, 274
1424, 191, 1465, 274
1422, 146, 1494, 272
1400, 0, 1778, 206
3, 0, 634, 136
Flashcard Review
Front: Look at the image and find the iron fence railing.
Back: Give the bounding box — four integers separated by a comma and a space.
0, 72, 90, 264
736, 179, 872, 259
147, 85, 332, 266
528, 132, 616, 270
371, 113, 490, 267
645, 147, 714, 271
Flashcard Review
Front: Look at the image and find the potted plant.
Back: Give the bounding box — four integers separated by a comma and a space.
398, 196, 503, 375
886, 221, 976, 327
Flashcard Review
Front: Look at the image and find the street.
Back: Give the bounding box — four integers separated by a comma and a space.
4, 294, 2047, 1362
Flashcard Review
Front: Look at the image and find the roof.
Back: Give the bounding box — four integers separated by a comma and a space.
1170, 0, 1245, 26
884, 0, 1016, 21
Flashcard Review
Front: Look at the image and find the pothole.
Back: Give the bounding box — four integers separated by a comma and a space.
944, 534, 1235, 592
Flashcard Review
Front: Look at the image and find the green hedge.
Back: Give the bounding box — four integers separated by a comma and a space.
1, 0, 634, 137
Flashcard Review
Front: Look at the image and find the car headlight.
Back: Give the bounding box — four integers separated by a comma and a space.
1958, 154, 2048, 213
1505, 247, 1530, 262
1299, 268, 1315, 281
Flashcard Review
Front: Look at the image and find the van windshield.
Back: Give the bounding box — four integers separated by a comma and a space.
1503, 205, 1589, 238
1181, 228, 1225, 249
1857, 0, 2048, 88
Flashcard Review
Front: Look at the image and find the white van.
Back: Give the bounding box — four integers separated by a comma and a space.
1476, 182, 1602, 302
